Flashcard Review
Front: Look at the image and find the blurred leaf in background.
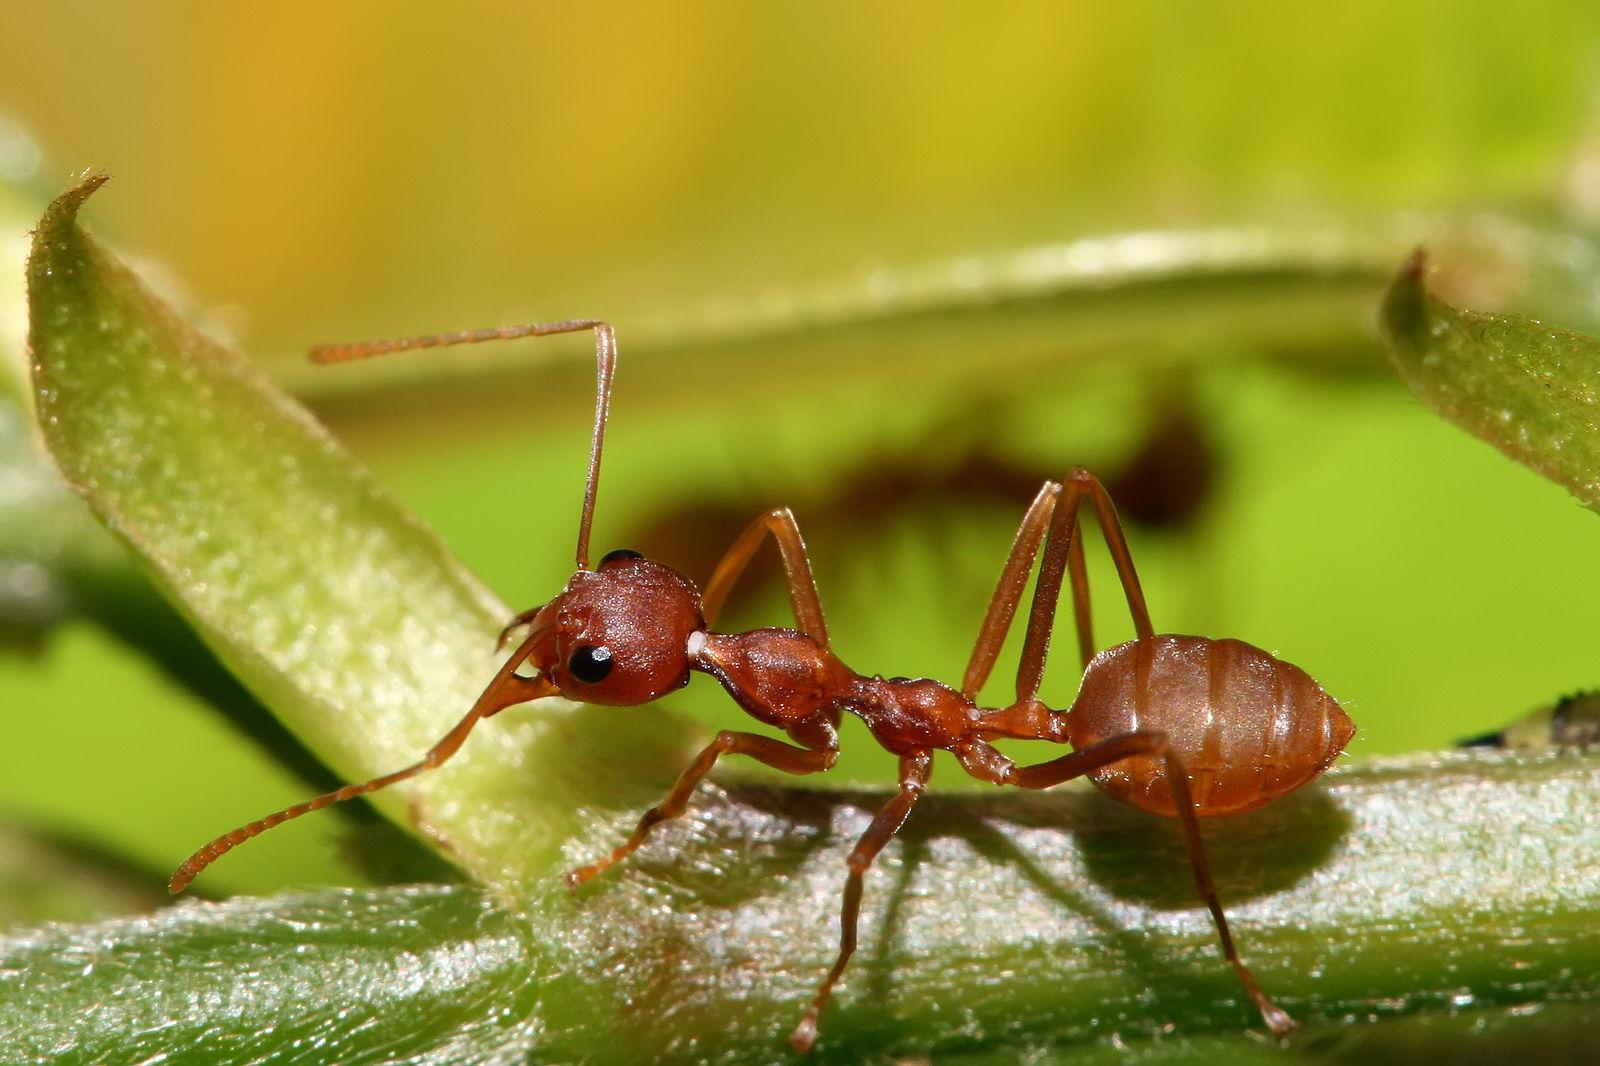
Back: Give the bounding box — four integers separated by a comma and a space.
2, 2, 1600, 1062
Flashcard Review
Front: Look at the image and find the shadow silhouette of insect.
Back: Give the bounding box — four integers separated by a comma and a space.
171, 320, 1355, 1051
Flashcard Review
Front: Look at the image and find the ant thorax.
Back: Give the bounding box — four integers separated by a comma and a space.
691, 628, 853, 729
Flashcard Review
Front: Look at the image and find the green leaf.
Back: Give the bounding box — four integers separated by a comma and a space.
4, 755, 1600, 1063
25, 175, 702, 890
1379, 250, 1600, 512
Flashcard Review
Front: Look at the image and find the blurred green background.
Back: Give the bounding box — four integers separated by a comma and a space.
2, 3, 1599, 907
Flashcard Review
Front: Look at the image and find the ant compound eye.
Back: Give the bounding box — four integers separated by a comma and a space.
567, 644, 615, 684
598, 548, 644, 568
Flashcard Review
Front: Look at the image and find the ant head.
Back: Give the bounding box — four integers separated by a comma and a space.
523, 548, 705, 706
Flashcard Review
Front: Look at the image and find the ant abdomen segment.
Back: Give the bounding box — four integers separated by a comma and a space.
1070, 634, 1354, 817
172, 319, 1353, 1051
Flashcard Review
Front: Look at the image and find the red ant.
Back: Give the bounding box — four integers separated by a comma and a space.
170, 320, 1355, 1051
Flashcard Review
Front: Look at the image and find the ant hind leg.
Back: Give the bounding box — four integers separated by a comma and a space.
1009, 731, 1297, 1039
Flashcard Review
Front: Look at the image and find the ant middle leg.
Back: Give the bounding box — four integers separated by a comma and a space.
964, 469, 1155, 708
567, 729, 838, 887
963, 481, 1061, 700
1006, 732, 1297, 1038
1013, 468, 1154, 704
788, 750, 932, 1053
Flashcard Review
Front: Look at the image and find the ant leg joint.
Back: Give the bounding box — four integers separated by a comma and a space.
952, 739, 1017, 785
845, 789, 922, 873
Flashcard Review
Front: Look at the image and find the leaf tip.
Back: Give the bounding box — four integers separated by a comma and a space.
1400, 246, 1427, 280
36, 171, 111, 233
1379, 247, 1432, 361
27, 172, 113, 304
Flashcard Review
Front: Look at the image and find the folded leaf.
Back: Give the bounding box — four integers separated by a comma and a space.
26, 175, 701, 889
1380, 250, 1600, 512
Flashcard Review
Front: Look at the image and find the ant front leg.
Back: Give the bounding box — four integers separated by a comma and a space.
789, 750, 932, 1054
567, 729, 838, 887
700, 508, 829, 646
1009, 733, 1296, 1039
170, 630, 556, 892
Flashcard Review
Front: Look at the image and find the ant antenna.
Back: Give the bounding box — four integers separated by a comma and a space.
168, 625, 556, 892
310, 319, 618, 570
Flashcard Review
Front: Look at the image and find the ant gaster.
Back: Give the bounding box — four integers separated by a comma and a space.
171, 320, 1355, 1051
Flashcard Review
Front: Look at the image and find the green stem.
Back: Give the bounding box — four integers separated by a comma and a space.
4, 752, 1598, 1063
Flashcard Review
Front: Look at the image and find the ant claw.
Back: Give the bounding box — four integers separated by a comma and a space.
787, 1011, 820, 1054
496, 610, 540, 651
1261, 1003, 1298, 1041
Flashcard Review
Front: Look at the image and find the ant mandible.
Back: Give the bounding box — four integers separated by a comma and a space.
170, 320, 1355, 1051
